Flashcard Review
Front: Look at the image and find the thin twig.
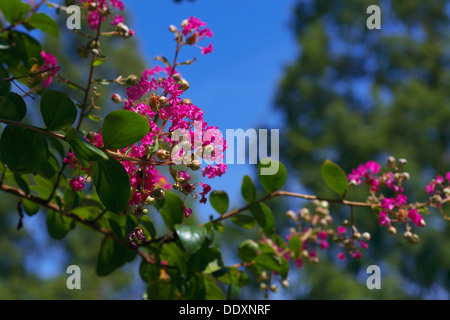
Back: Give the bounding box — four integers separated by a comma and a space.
0, 118, 66, 140
0, 67, 59, 82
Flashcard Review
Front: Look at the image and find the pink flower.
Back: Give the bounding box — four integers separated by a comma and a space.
446, 172, 450, 184
69, 176, 86, 192
426, 182, 435, 194
352, 250, 362, 259
295, 259, 303, 268
37, 51, 60, 87
337, 252, 346, 261
317, 231, 328, 241
319, 240, 329, 250
360, 241, 369, 249
436, 175, 444, 184
201, 43, 213, 55
378, 211, 390, 227
111, 14, 124, 26
395, 194, 407, 207
365, 161, 381, 174
337, 226, 347, 235
408, 209, 423, 227
183, 206, 193, 218
202, 164, 227, 179
178, 171, 191, 182
199, 182, 211, 204
63, 152, 78, 169
381, 197, 395, 211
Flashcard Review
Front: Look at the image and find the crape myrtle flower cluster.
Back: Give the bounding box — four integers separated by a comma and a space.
30, 51, 60, 88
275, 156, 450, 275
79, 0, 134, 36
61, 15, 225, 247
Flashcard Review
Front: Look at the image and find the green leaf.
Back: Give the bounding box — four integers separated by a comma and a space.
27, 13, 58, 37
13, 174, 29, 194
0, 64, 11, 96
102, 110, 150, 149
0, 0, 31, 24
241, 175, 255, 204
0, 92, 26, 121
321, 159, 348, 198
65, 127, 108, 162
156, 191, 184, 230
238, 240, 259, 262
37, 151, 59, 179
140, 215, 156, 239
40, 90, 77, 131
96, 237, 127, 276
209, 190, 229, 214
248, 202, 275, 235
92, 157, 130, 214
139, 259, 161, 283
255, 252, 282, 272
174, 224, 207, 254
288, 235, 303, 259
22, 198, 39, 216
46, 210, 74, 239
231, 214, 256, 230
279, 257, 289, 279
0, 126, 48, 174
258, 158, 287, 193
6, 31, 42, 69
88, 114, 102, 122
93, 55, 106, 66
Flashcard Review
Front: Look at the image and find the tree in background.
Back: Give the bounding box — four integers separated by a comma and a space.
275, 0, 450, 298
0, 0, 146, 299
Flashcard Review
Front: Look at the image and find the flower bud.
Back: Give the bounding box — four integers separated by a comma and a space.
270, 284, 279, 293
353, 232, 361, 240
91, 48, 99, 55
342, 219, 350, 227
403, 231, 412, 239
127, 74, 139, 86
362, 232, 371, 242
111, 93, 121, 103
402, 172, 410, 180
388, 226, 397, 235
145, 196, 155, 205
116, 23, 129, 35
204, 144, 215, 154
189, 159, 201, 171
321, 201, 329, 209
398, 158, 407, 166
88, 2, 98, 11
261, 271, 268, 280
168, 25, 177, 33
181, 98, 192, 106
286, 210, 296, 220
179, 79, 190, 91
153, 188, 165, 200
173, 183, 179, 190
156, 149, 170, 160
181, 19, 189, 27
259, 283, 267, 290
387, 156, 396, 167
159, 96, 168, 106
420, 219, 426, 227
282, 280, 289, 288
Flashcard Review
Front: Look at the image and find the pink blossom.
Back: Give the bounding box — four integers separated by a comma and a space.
199, 182, 211, 204
317, 231, 328, 241
337, 252, 346, 261
365, 161, 381, 174
295, 259, 303, 268
63, 152, 78, 169
408, 209, 423, 227
111, 14, 124, 26
352, 250, 362, 259
69, 176, 86, 192
178, 171, 191, 182
381, 197, 395, 211
360, 241, 369, 249
446, 172, 450, 184
183, 206, 193, 218
319, 240, 329, 250
337, 226, 347, 235
38, 51, 59, 87
201, 43, 213, 55
395, 194, 407, 207
202, 164, 228, 179
378, 211, 390, 227
436, 175, 444, 184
